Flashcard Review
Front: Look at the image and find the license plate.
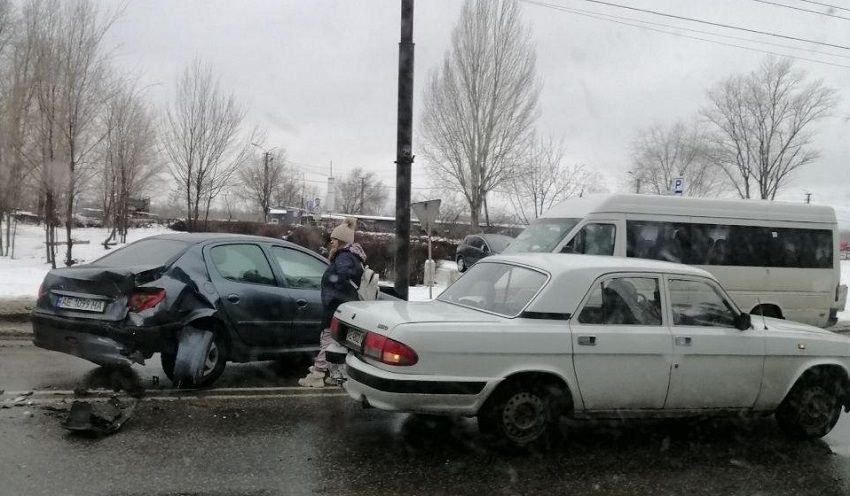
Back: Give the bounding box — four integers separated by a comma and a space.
345, 328, 365, 349
56, 296, 106, 313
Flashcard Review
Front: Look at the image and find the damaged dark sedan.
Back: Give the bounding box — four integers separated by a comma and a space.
31, 233, 329, 387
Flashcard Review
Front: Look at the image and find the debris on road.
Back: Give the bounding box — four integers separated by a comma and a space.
1, 391, 34, 408
62, 397, 137, 436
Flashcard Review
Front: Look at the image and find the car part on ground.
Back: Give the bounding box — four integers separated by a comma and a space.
62, 397, 138, 436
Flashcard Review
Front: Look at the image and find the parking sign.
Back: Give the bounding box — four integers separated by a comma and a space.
672, 177, 685, 196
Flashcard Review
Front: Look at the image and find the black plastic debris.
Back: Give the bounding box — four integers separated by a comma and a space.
62, 397, 137, 436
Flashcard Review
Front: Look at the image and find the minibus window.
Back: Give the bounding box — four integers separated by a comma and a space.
503, 218, 581, 253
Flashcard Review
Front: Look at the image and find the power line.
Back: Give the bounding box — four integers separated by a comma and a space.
750, 0, 850, 21
797, 0, 850, 14
528, 0, 850, 61
576, 0, 850, 51
521, 1, 850, 69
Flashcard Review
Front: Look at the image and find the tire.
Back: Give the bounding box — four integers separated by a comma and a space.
775, 377, 843, 439
457, 257, 466, 273
194, 333, 226, 388
478, 379, 565, 451
160, 350, 176, 382
167, 326, 227, 389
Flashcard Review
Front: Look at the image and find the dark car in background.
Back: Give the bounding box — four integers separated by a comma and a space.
455, 233, 514, 272
31, 233, 329, 387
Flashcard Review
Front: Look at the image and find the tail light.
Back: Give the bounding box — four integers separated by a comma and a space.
330, 317, 341, 341
362, 331, 418, 366
128, 288, 166, 313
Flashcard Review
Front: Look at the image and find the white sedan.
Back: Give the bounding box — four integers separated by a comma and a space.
332, 254, 850, 448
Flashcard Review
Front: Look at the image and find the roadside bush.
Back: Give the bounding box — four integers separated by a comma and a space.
170, 219, 462, 285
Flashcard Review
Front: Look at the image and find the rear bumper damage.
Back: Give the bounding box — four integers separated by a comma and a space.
31, 312, 172, 367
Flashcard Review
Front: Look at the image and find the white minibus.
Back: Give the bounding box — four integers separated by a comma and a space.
502, 194, 847, 327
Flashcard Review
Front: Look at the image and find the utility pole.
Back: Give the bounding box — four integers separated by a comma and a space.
805, 192, 812, 204
394, 0, 414, 300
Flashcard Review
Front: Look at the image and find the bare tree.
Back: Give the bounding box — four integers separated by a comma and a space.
161, 60, 253, 231
23, 0, 119, 266
703, 57, 837, 200
239, 149, 286, 221
335, 167, 388, 215
630, 121, 725, 197
506, 137, 601, 224
0, 0, 28, 257
100, 80, 159, 246
420, 0, 539, 227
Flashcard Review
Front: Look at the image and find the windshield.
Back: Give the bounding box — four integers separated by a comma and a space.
94, 239, 190, 267
502, 218, 581, 254
483, 234, 514, 252
438, 262, 548, 317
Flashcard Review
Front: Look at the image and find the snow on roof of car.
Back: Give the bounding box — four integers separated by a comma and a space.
480, 253, 713, 316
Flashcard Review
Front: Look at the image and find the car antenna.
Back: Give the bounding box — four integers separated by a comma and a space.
756, 298, 768, 331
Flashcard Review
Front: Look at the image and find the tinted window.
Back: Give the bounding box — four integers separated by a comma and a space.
578, 277, 662, 325
439, 262, 547, 317
503, 218, 581, 253
469, 237, 485, 249
210, 244, 276, 286
626, 221, 833, 268
563, 223, 616, 255
94, 239, 189, 267
271, 247, 326, 289
668, 279, 737, 328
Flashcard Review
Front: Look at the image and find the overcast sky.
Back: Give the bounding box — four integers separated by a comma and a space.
102, 0, 850, 224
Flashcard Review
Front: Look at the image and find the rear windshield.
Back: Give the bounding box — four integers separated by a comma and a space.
94, 239, 190, 267
502, 218, 581, 254
438, 262, 548, 317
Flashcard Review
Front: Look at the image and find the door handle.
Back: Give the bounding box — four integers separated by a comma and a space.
295, 298, 308, 308
577, 336, 596, 346
227, 294, 240, 304
675, 336, 692, 346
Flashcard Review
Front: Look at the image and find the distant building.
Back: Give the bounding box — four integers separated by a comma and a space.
268, 207, 304, 225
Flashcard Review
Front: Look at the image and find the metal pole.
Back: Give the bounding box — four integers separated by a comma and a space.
427, 232, 433, 299
394, 0, 414, 300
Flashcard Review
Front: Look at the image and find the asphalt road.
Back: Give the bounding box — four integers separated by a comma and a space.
3, 343, 850, 496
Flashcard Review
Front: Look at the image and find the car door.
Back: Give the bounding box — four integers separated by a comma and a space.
206, 243, 292, 347
268, 245, 327, 345
570, 274, 673, 410
663, 276, 765, 409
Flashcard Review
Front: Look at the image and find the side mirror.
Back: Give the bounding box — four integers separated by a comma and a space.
734, 313, 752, 331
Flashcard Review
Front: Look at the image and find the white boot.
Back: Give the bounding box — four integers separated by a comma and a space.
298, 369, 327, 388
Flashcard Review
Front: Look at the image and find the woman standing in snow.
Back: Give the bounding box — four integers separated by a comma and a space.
299, 217, 366, 388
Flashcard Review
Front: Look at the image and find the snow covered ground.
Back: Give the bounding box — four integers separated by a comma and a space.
1, 226, 846, 322
0, 224, 173, 298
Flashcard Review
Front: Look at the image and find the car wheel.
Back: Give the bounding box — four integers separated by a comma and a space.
456, 257, 466, 273
160, 350, 176, 382
169, 326, 227, 389
775, 377, 842, 439
478, 380, 564, 450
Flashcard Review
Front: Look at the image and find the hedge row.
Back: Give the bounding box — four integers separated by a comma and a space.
169, 219, 459, 285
